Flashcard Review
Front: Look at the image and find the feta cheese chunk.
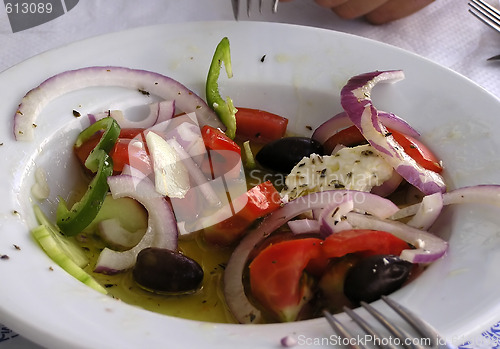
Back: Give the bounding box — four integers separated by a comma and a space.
281, 144, 394, 200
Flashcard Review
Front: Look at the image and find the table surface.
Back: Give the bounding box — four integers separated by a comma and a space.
0, 0, 499, 347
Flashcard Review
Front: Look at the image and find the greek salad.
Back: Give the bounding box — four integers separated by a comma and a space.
13, 37, 498, 324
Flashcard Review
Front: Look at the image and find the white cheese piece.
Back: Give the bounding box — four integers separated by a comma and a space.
145, 131, 190, 198
281, 144, 394, 200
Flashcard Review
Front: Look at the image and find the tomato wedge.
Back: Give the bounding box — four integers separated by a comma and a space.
201, 125, 242, 178
201, 125, 241, 155
203, 181, 282, 246
235, 107, 288, 143
249, 229, 409, 322
389, 130, 443, 173
323, 125, 443, 173
322, 125, 367, 153
321, 229, 411, 259
249, 238, 323, 322
74, 128, 151, 174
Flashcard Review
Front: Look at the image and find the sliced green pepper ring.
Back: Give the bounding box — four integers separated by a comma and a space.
57, 117, 120, 236
206, 37, 238, 139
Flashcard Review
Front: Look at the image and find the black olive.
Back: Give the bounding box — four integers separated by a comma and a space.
133, 247, 203, 295
256, 137, 323, 173
343, 255, 412, 304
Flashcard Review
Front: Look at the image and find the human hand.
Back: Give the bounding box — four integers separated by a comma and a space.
280, 0, 435, 25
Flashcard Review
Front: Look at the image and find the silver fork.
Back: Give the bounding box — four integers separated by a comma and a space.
468, 0, 500, 61
468, 0, 500, 33
231, 0, 279, 20
324, 296, 456, 349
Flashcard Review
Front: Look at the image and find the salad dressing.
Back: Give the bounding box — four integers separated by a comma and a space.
80, 233, 237, 323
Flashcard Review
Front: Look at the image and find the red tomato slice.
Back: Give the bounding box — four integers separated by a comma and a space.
201, 125, 242, 178
321, 229, 410, 259
203, 181, 282, 246
201, 125, 241, 155
116, 128, 145, 140
323, 125, 443, 173
235, 107, 288, 143
74, 129, 151, 174
389, 129, 443, 173
249, 229, 409, 322
322, 125, 367, 153
249, 238, 323, 322
109, 138, 151, 174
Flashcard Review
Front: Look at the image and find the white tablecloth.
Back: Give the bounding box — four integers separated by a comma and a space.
0, 0, 499, 347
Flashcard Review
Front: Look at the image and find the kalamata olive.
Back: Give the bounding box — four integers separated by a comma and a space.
133, 247, 203, 295
256, 137, 323, 173
343, 255, 413, 304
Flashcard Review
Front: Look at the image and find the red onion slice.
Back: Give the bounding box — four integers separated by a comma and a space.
318, 193, 354, 236
224, 189, 399, 323
345, 212, 448, 263
93, 101, 174, 129
391, 184, 500, 221
370, 170, 403, 197
311, 111, 353, 144
312, 110, 420, 145
14, 66, 223, 141
97, 218, 145, 250
287, 218, 321, 235
340, 70, 446, 195
166, 138, 222, 208
94, 175, 178, 274
407, 192, 443, 230
442, 185, 500, 206
159, 113, 207, 163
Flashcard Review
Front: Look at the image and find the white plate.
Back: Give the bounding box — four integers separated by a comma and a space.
1, 21, 500, 349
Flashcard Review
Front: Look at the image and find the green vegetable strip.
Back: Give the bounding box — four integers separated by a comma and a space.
57, 117, 120, 236
243, 140, 256, 169
32, 225, 107, 294
33, 205, 88, 268
75, 116, 121, 172
206, 37, 238, 139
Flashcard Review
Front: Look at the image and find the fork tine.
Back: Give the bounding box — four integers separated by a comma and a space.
258, 0, 279, 13
231, 0, 239, 20
343, 306, 398, 349
245, 0, 279, 17
381, 296, 443, 347
471, 0, 500, 19
323, 310, 369, 349
468, 0, 500, 33
360, 301, 421, 349
326, 299, 455, 349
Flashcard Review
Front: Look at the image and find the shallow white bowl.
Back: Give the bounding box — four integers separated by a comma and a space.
1, 21, 500, 348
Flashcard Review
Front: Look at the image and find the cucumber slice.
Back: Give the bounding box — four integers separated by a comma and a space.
32, 225, 107, 294
83, 194, 148, 234
33, 205, 88, 268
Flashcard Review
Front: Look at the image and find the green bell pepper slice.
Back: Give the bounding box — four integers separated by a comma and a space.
75, 116, 121, 172
206, 37, 238, 139
57, 117, 120, 236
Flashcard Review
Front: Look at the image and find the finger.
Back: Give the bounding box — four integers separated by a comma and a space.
314, 0, 349, 8
364, 0, 435, 24
332, 0, 388, 19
